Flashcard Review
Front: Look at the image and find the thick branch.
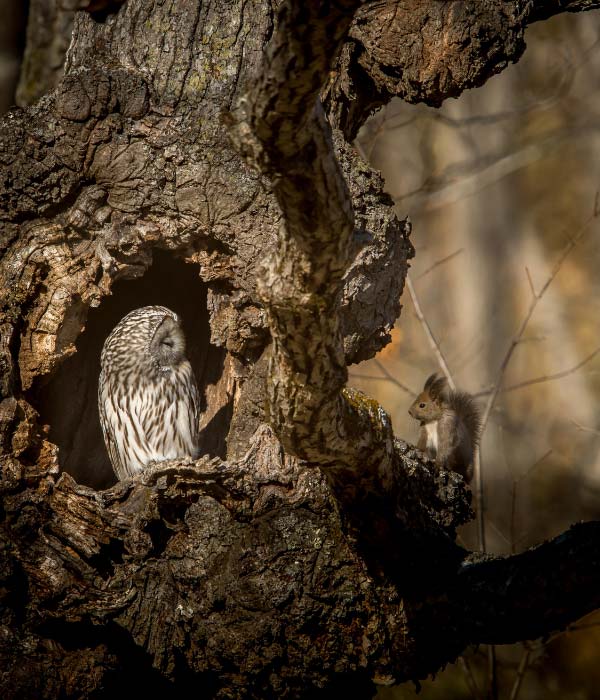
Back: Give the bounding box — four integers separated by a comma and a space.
2, 447, 598, 695
403, 522, 600, 677
528, 0, 600, 22
0, 434, 471, 697
327, 0, 600, 138
459, 521, 600, 644
231, 1, 398, 474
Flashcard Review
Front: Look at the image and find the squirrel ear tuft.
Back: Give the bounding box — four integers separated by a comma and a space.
424, 373, 439, 391
429, 375, 449, 400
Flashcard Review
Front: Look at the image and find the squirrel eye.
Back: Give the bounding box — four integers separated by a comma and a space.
419, 402, 426, 408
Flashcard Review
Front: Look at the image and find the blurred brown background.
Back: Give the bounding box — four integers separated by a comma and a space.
0, 0, 27, 113
1, 4, 599, 699
353, 11, 600, 700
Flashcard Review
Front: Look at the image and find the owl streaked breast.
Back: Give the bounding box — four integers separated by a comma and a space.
98, 305, 200, 480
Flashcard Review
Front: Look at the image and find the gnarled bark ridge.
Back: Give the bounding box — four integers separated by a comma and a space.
1, 1, 600, 697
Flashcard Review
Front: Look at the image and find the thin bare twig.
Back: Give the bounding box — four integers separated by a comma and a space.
479, 213, 595, 430
348, 372, 417, 396
517, 449, 553, 485
481, 224, 593, 421
415, 248, 464, 280
508, 646, 532, 700
525, 266, 536, 298
510, 450, 553, 554
473, 347, 600, 398
371, 360, 417, 396
510, 480, 518, 555
406, 275, 456, 391
486, 517, 511, 548
472, 451, 486, 552
571, 419, 600, 436
356, 111, 419, 163
488, 645, 498, 700
458, 655, 484, 700
473, 209, 597, 553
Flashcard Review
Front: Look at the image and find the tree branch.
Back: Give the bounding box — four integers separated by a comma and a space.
509, 646, 532, 700
230, 0, 401, 479
457, 522, 600, 645
473, 346, 600, 398
528, 0, 600, 22
404, 521, 600, 680
326, 0, 600, 138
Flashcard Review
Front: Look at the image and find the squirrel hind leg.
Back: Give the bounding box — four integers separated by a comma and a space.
462, 461, 474, 483
441, 448, 473, 483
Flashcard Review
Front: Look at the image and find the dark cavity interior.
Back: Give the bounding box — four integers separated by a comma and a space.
32, 251, 228, 490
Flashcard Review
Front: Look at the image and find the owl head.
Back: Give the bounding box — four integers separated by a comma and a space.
101, 306, 188, 377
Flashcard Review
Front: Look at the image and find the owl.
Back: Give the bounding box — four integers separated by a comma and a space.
98, 305, 200, 480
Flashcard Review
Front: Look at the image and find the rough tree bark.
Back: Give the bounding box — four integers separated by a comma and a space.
1, 1, 600, 698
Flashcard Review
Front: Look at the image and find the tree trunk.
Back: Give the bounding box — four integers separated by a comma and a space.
1, 1, 600, 697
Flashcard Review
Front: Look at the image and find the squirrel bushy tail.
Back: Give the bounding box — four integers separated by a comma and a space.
448, 390, 482, 446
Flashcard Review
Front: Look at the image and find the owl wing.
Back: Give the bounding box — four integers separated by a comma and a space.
161, 359, 201, 460
99, 362, 201, 481
98, 371, 129, 481
184, 362, 200, 458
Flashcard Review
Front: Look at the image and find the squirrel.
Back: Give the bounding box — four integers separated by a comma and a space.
408, 373, 481, 483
